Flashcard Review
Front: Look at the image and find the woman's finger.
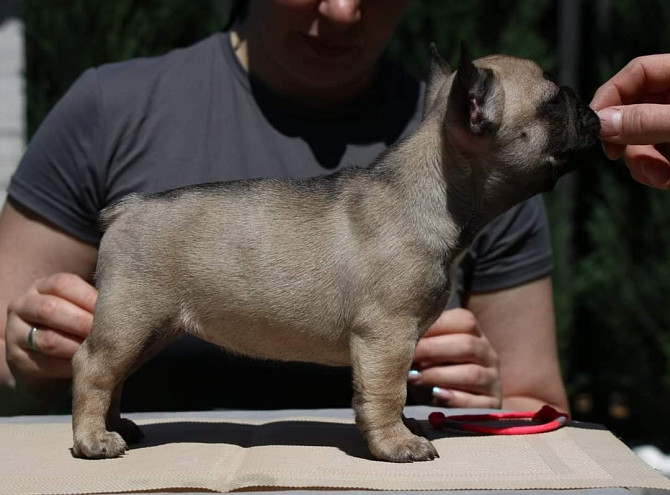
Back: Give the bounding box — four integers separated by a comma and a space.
625, 144, 670, 189
412, 363, 499, 396
35, 273, 97, 312
598, 104, 670, 145
423, 308, 480, 338
431, 387, 501, 409
591, 54, 670, 110
22, 326, 83, 357
10, 292, 93, 339
413, 333, 496, 366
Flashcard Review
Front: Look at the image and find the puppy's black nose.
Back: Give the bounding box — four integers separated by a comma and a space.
578, 104, 601, 137
561, 85, 600, 143
559, 85, 600, 149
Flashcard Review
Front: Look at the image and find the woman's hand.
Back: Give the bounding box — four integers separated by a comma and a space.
5, 273, 96, 391
409, 308, 502, 408
591, 54, 670, 189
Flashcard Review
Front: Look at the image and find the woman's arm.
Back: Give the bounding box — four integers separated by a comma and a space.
468, 276, 569, 413
0, 200, 98, 400
410, 276, 568, 413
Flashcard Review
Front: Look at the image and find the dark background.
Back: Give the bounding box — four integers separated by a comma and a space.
13, 0, 670, 449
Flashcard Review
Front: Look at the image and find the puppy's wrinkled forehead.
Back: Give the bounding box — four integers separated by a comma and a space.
476, 55, 557, 107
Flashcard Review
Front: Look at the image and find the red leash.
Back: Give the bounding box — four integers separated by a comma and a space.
428, 405, 569, 435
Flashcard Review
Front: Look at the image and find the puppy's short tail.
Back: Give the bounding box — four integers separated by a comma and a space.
99, 193, 143, 232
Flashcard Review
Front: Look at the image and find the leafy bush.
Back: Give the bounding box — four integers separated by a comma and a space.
22, 0, 229, 138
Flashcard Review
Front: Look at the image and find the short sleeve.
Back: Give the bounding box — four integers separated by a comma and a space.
460, 194, 553, 294
8, 68, 105, 245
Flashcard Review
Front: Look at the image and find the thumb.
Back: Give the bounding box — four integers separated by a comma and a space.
597, 104, 670, 145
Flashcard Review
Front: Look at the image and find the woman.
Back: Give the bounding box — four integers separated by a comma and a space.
0, 0, 568, 414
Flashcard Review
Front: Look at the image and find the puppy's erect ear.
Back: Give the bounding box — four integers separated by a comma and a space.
448, 43, 501, 135
423, 43, 453, 119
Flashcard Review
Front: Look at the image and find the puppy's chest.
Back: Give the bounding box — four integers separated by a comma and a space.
385, 246, 453, 317
422, 254, 455, 313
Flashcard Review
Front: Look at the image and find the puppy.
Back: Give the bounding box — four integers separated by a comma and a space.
72, 45, 599, 462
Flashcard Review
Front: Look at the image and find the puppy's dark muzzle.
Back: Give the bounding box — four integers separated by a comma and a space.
541, 87, 602, 184
561, 86, 601, 149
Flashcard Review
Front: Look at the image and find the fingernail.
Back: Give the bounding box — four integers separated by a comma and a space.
432, 386, 453, 402
408, 370, 421, 382
641, 162, 670, 188
597, 108, 622, 137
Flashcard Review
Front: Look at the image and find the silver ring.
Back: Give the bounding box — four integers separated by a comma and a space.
27, 326, 38, 350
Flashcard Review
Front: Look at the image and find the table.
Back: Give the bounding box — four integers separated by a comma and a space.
2, 406, 660, 494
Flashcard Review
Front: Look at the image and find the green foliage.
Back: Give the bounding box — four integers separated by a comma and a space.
569, 163, 670, 445
21, 0, 230, 138
387, 0, 555, 77
568, 0, 670, 447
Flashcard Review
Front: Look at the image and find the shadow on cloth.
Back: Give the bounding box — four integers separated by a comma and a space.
130, 418, 479, 460
128, 416, 608, 460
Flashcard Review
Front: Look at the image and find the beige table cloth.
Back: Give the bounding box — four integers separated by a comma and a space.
1, 407, 669, 494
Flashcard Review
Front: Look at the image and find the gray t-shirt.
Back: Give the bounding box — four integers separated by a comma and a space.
9, 33, 552, 410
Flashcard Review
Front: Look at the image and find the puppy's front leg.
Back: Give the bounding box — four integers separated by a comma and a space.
350, 328, 439, 462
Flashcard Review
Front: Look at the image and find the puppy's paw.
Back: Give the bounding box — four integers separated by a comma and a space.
110, 418, 144, 445
72, 430, 127, 459
368, 427, 439, 463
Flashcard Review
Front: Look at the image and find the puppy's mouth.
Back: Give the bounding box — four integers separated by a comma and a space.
544, 87, 601, 177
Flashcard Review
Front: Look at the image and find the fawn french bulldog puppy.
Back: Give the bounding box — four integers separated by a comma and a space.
72, 45, 599, 462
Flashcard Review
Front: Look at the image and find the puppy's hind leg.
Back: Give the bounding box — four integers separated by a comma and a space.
72, 300, 171, 459
350, 322, 439, 463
